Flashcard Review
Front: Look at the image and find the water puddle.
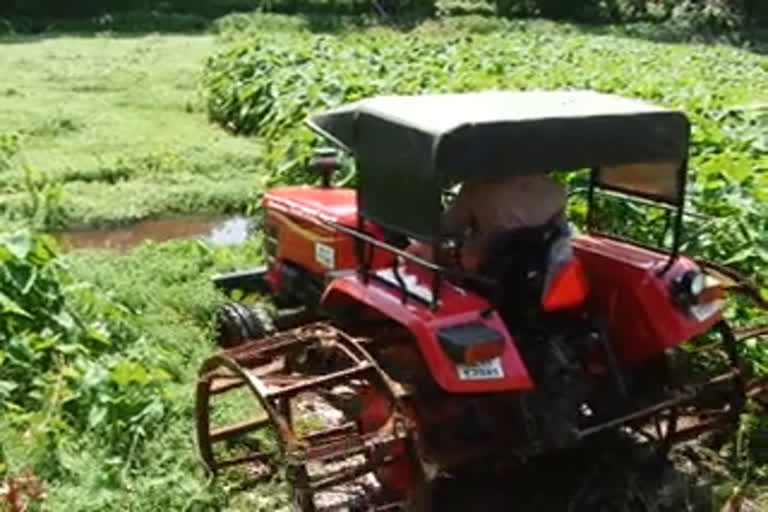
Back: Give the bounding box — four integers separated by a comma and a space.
56, 216, 253, 251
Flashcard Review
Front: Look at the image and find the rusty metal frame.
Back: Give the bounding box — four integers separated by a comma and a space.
196, 322, 425, 511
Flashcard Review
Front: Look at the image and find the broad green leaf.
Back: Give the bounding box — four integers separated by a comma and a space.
715, 156, 753, 184
61, 366, 81, 380
0, 380, 18, 397
111, 361, 149, 387
52, 310, 76, 331
0, 231, 32, 260
0, 291, 32, 318
82, 365, 109, 388
20, 266, 37, 294
55, 344, 82, 355
86, 324, 112, 346
31, 335, 57, 351
3, 401, 23, 412
149, 368, 172, 381
756, 173, 768, 201
88, 406, 108, 428
723, 247, 755, 265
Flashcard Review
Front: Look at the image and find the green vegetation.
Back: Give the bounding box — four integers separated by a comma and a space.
0, 230, 271, 510
1, 10, 767, 512
0, 27, 276, 512
203, 16, 768, 299
0, 35, 262, 230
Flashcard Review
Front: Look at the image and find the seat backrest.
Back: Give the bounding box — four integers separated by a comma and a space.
478, 222, 568, 317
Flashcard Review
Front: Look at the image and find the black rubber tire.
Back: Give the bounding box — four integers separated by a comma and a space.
215, 301, 275, 348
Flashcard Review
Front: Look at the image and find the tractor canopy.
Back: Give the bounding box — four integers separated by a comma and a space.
307, 90, 690, 241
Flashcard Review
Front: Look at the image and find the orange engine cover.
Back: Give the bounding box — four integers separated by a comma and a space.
263, 186, 391, 275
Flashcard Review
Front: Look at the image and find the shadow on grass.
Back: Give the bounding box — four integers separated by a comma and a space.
1, 9, 766, 54
575, 21, 768, 55
0, 7, 429, 42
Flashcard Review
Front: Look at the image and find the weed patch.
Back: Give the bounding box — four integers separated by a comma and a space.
1, 231, 264, 511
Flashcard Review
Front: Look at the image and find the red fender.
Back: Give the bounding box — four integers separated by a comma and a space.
573, 235, 724, 363
321, 266, 533, 394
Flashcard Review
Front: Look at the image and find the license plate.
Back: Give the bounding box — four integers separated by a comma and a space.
457, 358, 504, 381
690, 300, 722, 322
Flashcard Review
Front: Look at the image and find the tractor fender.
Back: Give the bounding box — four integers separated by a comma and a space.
572, 235, 725, 364
321, 271, 533, 394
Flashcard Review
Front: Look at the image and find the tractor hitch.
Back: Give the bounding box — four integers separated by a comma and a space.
212, 265, 269, 295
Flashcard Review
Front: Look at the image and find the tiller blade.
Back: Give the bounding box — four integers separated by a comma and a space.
581, 320, 768, 451
195, 322, 424, 512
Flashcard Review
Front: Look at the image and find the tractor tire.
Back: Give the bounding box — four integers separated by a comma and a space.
214, 301, 274, 348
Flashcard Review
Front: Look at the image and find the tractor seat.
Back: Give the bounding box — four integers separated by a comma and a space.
479, 220, 566, 282
477, 219, 581, 323
263, 187, 358, 227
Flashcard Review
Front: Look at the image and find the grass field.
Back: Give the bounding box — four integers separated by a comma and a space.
0, 236, 279, 511
0, 33, 262, 230
0, 13, 767, 512
0, 29, 278, 512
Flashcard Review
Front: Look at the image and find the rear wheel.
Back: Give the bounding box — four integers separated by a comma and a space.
590, 320, 747, 454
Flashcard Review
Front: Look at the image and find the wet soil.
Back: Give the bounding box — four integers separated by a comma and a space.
287, 389, 727, 511
55, 216, 253, 250
428, 434, 716, 512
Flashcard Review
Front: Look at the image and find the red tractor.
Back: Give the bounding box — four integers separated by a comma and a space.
196, 91, 768, 511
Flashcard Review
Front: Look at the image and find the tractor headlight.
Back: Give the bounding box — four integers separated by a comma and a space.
689, 272, 705, 296
672, 270, 705, 306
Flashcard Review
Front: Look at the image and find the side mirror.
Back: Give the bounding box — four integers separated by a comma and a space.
308, 148, 342, 188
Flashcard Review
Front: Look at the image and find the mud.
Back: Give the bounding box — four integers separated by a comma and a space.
429, 434, 717, 512
286, 389, 725, 511
55, 216, 252, 250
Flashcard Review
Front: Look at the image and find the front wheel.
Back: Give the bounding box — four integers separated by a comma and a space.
214, 301, 275, 348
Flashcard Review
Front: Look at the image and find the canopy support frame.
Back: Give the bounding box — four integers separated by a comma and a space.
586, 159, 688, 276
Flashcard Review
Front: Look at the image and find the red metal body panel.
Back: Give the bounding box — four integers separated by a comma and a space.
572, 235, 722, 363
264, 186, 359, 226
265, 259, 284, 293
322, 265, 534, 394
262, 185, 721, 390
262, 187, 391, 290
